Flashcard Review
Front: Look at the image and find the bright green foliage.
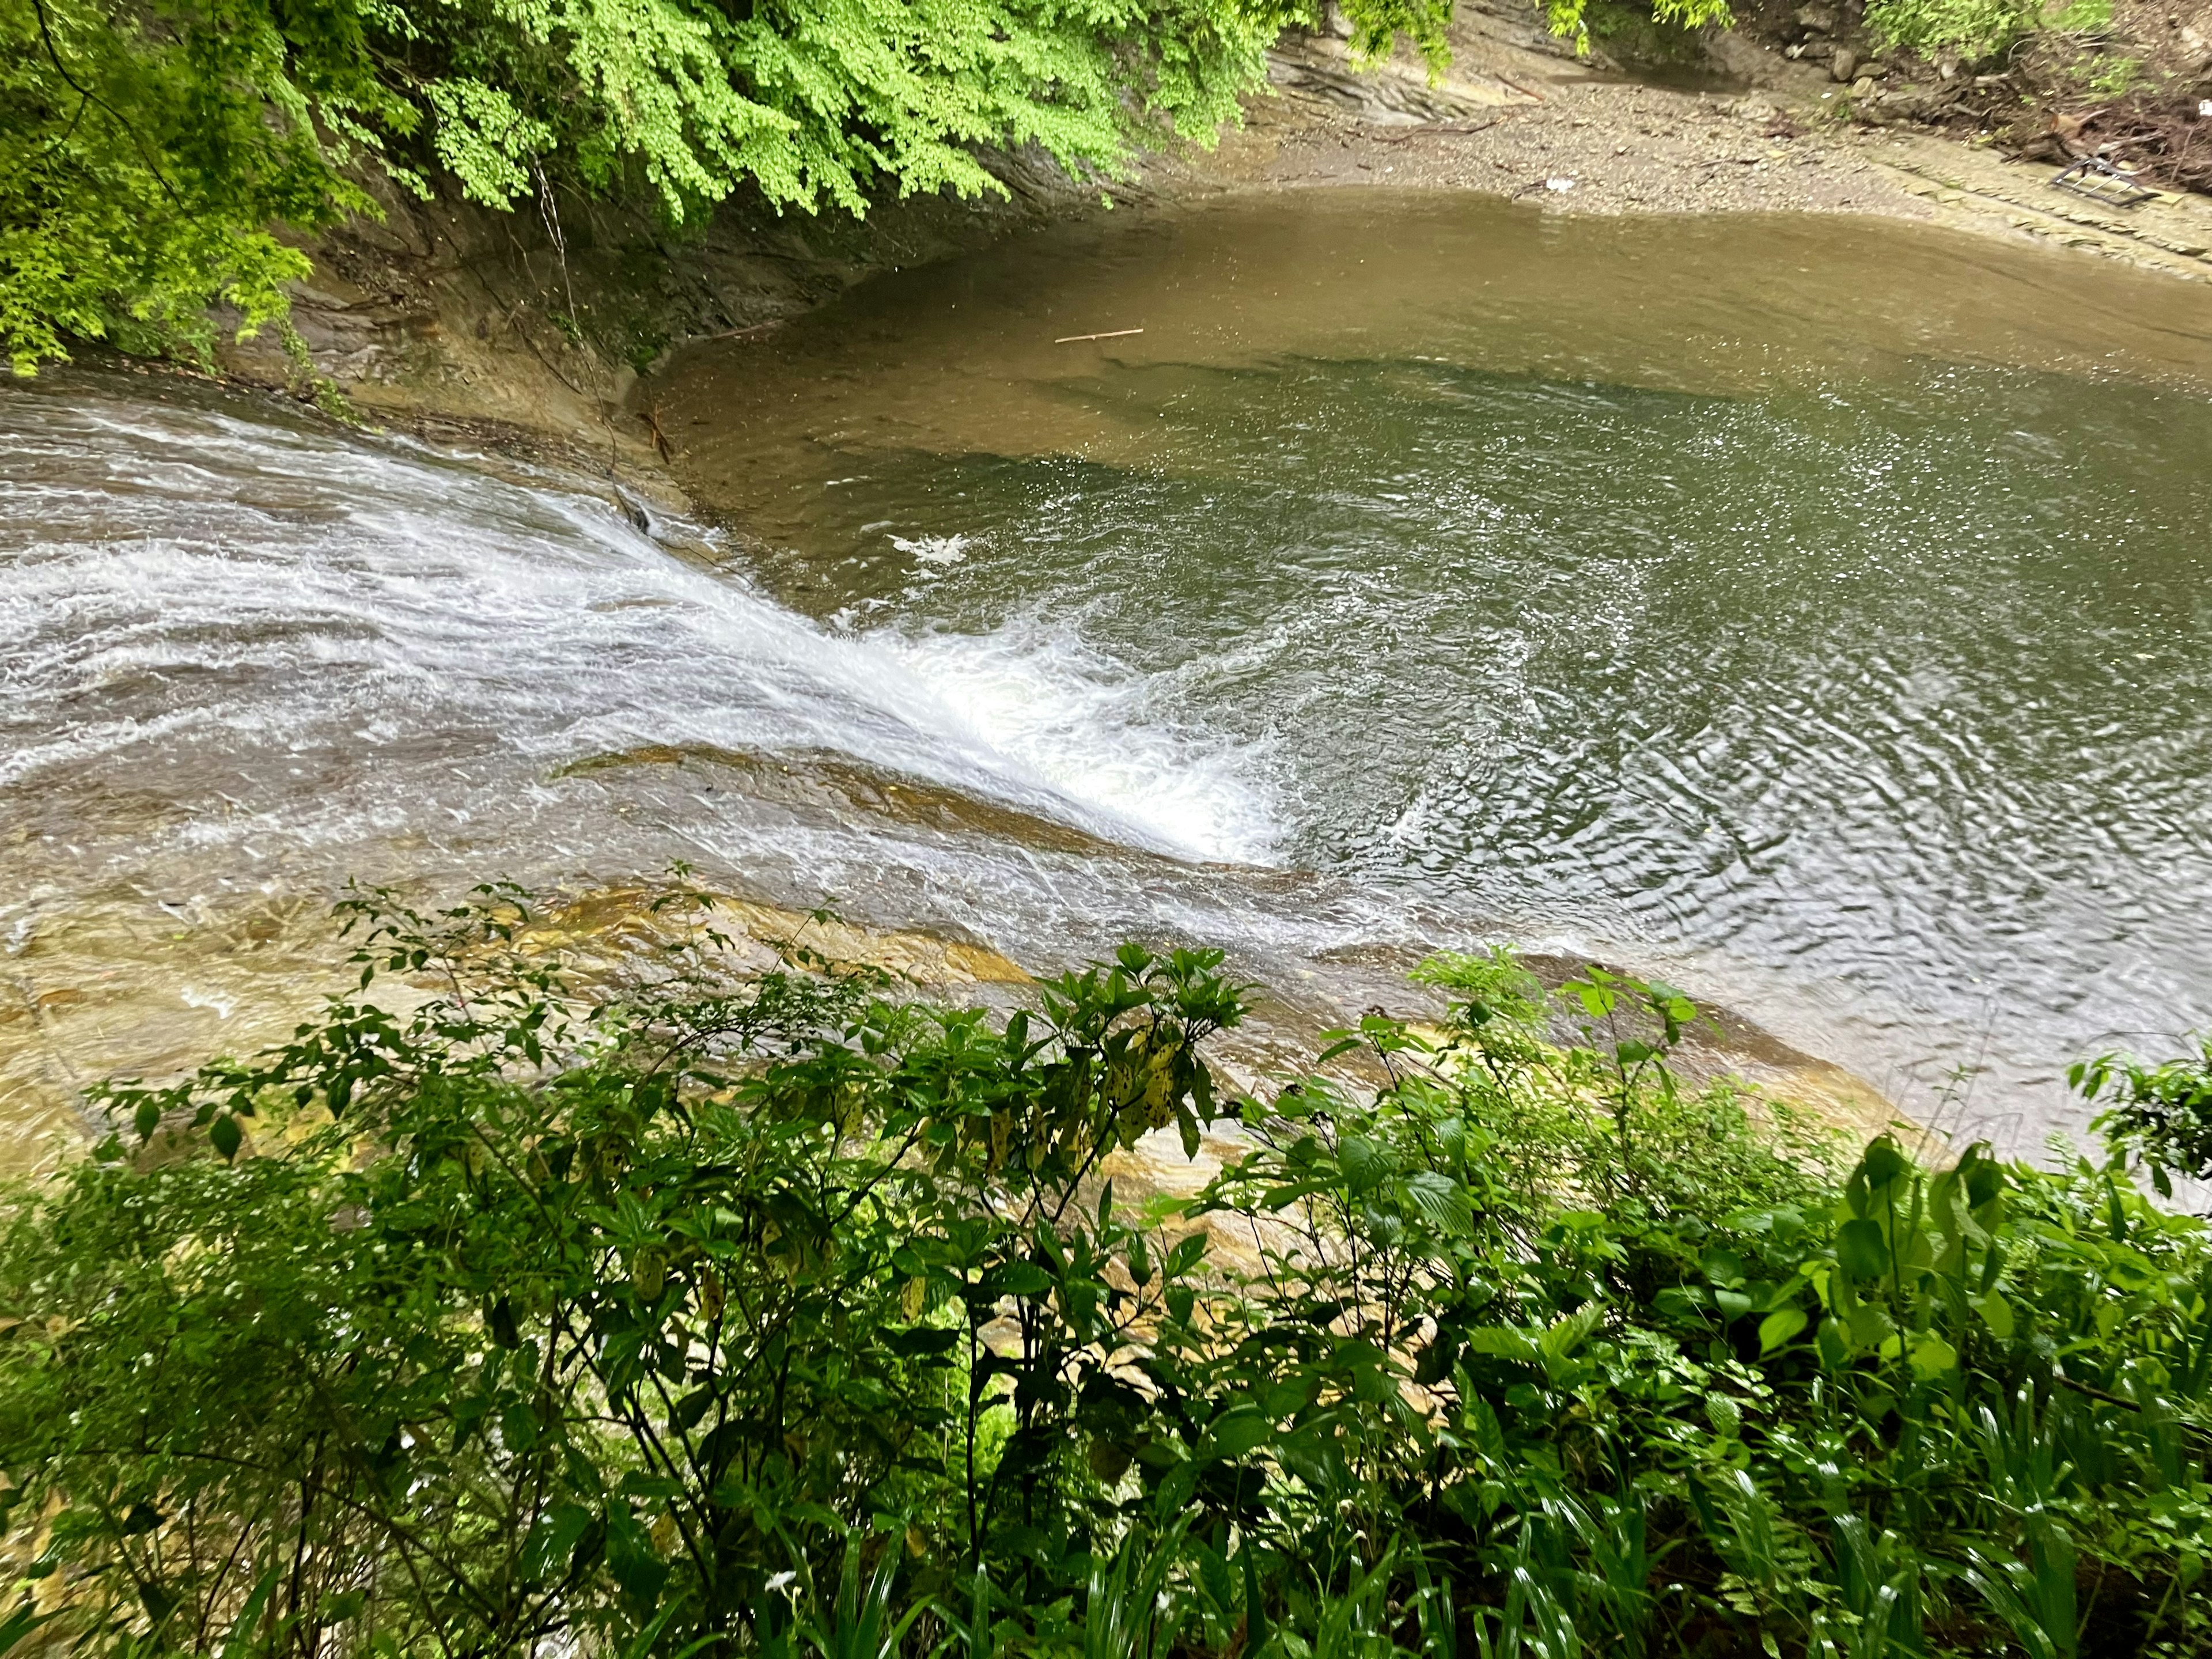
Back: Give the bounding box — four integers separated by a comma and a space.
1863, 0, 2031, 56
2074, 1036, 2212, 1193
0, 0, 1767, 377
3, 0, 1471, 374
5, 888, 2212, 1656
0, 0, 391, 372
1335, 0, 1457, 76
1865, 0, 2109, 59
1543, 0, 1732, 62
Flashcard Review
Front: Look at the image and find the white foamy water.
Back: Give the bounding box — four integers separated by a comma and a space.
884, 616, 1278, 865
0, 382, 1274, 869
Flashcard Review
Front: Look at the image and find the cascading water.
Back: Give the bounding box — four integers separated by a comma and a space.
654, 194, 2212, 1147
0, 378, 1271, 868
0, 372, 1407, 1168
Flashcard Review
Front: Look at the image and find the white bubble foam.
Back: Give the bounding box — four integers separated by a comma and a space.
891, 532, 973, 566
879, 615, 1279, 864
0, 388, 1279, 868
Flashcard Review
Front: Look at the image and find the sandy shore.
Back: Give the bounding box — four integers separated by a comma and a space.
1163, 26, 2212, 285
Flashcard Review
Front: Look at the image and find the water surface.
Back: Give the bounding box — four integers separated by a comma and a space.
657, 193, 2212, 1138
7, 194, 2210, 1164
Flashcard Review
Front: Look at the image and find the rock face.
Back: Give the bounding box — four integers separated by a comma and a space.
216, 146, 1100, 468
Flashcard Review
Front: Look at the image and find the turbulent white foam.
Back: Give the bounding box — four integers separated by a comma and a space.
891, 532, 973, 567
881, 616, 1278, 863
0, 389, 1275, 866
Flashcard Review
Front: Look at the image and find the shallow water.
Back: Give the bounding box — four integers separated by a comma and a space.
657, 194, 2212, 1139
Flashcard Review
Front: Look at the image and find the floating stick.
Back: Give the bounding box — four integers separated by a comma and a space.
1054, 328, 1145, 343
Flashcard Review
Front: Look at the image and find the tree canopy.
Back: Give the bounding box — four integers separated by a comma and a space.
0, 0, 1479, 373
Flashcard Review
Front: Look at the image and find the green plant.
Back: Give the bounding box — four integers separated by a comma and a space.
1865, 0, 2028, 57
802, 1544, 930, 1659
0, 0, 1287, 374
5, 882, 2212, 1657
1867, 0, 2110, 62
2074, 1035, 2212, 1193
2077, 54, 2145, 97
1544, 0, 1732, 61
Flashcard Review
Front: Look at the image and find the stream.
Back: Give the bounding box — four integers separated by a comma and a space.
7, 191, 2212, 1162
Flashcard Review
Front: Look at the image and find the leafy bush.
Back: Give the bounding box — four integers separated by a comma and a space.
0, 0, 1319, 374
3, 882, 2211, 1657
2074, 1037, 2212, 1194
1866, 0, 2109, 63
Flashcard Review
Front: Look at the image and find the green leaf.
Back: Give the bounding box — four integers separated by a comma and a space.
1402, 1169, 1472, 1234
1124, 1234, 1152, 1289
604, 1505, 668, 1606
1908, 1334, 1958, 1380
1973, 1290, 2016, 1339
1465, 1326, 1544, 1365
1538, 1302, 1605, 1379
214, 1566, 283, 1659
120, 1502, 162, 1535
1757, 1306, 1808, 1355
885, 1325, 960, 1359
522, 1504, 596, 1585
1816, 1317, 1851, 1369
1859, 1136, 1910, 1189
1205, 1406, 1274, 1460
1849, 1302, 1896, 1349
0, 1603, 48, 1657
1835, 1218, 1891, 1279
209, 1113, 242, 1161
1339, 1134, 1390, 1191
993, 1260, 1054, 1298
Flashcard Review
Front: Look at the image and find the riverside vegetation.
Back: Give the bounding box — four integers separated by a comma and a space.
3, 884, 2212, 1656
2, 0, 2180, 385
0, 0, 1753, 380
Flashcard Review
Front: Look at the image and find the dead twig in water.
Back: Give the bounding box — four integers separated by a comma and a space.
699, 319, 785, 343
1054, 327, 1144, 343
1374, 118, 1506, 143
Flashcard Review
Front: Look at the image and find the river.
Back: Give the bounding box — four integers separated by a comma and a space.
7, 191, 2212, 1164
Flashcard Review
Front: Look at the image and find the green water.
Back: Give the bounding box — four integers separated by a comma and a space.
660, 192, 2212, 1131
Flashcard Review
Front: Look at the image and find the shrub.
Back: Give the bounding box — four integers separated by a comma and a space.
1866, 0, 2110, 63
0, 0, 1301, 374
3, 882, 2210, 1656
